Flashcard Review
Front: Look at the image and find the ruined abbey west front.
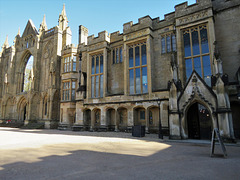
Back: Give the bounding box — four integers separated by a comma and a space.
0, 0, 240, 140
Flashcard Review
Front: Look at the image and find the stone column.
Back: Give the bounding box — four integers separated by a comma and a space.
103, 48, 108, 97
100, 107, 107, 131
115, 109, 119, 132
86, 53, 91, 99
145, 108, 149, 133
207, 17, 217, 75
90, 110, 95, 131
127, 107, 134, 131
176, 27, 184, 82
146, 36, 153, 94
75, 104, 84, 126
123, 43, 128, 95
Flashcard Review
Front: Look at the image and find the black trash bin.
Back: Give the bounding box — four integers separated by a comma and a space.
132, 125, 145, 137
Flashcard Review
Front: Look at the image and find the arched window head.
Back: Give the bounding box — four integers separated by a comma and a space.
23, 55, 34, 92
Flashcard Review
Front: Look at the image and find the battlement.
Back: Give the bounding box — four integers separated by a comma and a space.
87, 31, 110, 45
110, 31, 123, 43
174, 0, 212, 18
62, 44, 76, 51
123, 15, 153, 34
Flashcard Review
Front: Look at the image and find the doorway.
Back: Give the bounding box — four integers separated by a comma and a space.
187, 103, 212, 139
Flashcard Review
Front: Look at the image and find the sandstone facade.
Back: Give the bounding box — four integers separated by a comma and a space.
0, 0, 239, 140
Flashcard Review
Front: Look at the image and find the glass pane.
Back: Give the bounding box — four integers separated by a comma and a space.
96, 56, 99, 74
141, 44, 147, 65
140, 111, 145, 120
167, 35, 171, 52
72, 81, 75, 88
185, 58, 192, 80
62, 91, 65, 100
72, 90, 75, 100
161, 37, 166, 54
96, 75, 99, 97
67, 90, 69, 100
91, 76, 94, 98
191, 29, 200, 56
129, 69, 134, 94
142, 67, 148, 93
200, 27, 209, 54
129, 48, 133, 68
91, 56, 95, 74
135, 46, 140, 66
100, 55, 103, 73
202, 55, 211, 76
183, 31, 191, 57
113, 50, 115, 64
172, 35, 176, 52
119, 47, 122, 62
73, 62, 76, 71
194, 57, 202, 77
64, 64, 67, 72
116, 48, 119, 63
204, 76, 211, 87
100, 75, 103, 97
73, 56, 76, 62
66, 63, 69, 72
136, 68, 141, 94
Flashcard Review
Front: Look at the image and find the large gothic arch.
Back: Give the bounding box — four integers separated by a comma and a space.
17, 50, 34, 93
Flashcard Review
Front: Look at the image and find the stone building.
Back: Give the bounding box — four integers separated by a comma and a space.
0, 0, 240, 140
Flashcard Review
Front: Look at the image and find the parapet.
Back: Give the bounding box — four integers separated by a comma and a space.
174, 0, 212, 18
110, 31, 123, 43
44, 27, 55, 39
123, 15, 153, 34
62, 44, 77, 55
87, 31, 110, 45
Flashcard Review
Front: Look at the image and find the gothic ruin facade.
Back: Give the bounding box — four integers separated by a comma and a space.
1, 0, 240, 140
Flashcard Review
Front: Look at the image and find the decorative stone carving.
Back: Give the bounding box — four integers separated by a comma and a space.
177, 10, 210, 26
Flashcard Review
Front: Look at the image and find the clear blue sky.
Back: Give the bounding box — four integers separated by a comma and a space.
0, 0, 196, 47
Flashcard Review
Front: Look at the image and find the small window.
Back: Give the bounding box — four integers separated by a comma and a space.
91, 54, 104, 98
140, 111, 145, 120
161, 33, 176, 54
112, 46, 123, 64
62, 80, 76, 101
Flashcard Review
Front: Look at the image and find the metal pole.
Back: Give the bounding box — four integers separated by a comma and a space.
158, 100, 163, 139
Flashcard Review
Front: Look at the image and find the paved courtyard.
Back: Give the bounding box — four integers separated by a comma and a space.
0, 127, 239, 180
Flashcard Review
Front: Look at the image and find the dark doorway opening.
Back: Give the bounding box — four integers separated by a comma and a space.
187, 103, 212, 139
23, 105, 27, 121
231, 102, 240, 139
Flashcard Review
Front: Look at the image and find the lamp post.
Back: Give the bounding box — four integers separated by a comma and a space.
158, 100, 163, 139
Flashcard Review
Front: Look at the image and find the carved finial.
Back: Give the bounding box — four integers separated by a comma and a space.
18, 27, 20, 36
58, 4, 68, 30
39, 14, 47, 32
61, 4, 66, 17
2, 35, 9, 49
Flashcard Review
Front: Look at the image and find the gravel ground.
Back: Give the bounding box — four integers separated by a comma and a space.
0, 127, 239, 180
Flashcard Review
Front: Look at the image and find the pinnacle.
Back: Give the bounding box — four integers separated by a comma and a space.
2, 35, 9, 48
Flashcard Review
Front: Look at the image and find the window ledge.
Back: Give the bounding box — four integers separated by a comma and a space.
129, 93, 149, 96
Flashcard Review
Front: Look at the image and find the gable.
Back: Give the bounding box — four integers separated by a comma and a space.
22, 19, 39, 38
178, 71, 217, 113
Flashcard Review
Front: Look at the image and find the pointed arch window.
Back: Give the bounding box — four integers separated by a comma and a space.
23, 55, 34, 92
